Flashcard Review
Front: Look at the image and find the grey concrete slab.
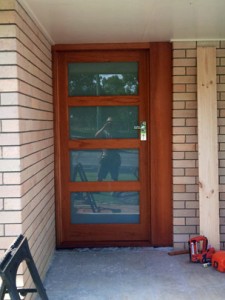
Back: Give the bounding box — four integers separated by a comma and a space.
36, 248, 225, 300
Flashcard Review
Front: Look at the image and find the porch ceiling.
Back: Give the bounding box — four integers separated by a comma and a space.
19, 0, 225, 45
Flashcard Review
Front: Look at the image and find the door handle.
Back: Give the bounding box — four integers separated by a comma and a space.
134, 121, 147, 141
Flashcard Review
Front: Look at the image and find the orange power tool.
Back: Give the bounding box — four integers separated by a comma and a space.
188, 235, 215, 263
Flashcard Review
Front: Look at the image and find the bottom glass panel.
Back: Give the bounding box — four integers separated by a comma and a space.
71, 192, 140, 224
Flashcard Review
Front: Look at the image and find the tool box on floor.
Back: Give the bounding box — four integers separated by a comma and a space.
188, 235, 215, 263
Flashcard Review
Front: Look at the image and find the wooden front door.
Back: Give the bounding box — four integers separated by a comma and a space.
53, 43, 172, 248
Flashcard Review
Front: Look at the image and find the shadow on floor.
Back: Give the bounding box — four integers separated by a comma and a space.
36, 247, 225, 300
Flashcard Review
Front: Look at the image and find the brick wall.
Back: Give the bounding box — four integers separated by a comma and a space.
0, 0, 55, 291
173, 41, 225, 249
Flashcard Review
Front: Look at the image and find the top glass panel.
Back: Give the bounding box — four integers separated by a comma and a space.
68, 62, 139, 96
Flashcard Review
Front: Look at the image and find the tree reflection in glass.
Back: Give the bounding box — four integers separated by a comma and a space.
68, 62, 138, 96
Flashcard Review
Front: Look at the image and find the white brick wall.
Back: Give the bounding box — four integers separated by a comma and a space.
0, 0, 55, 294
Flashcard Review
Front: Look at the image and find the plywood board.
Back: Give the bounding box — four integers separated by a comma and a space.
197, 47, 220, 249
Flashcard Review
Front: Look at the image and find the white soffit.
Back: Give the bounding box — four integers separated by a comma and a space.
19, 0, 225, 44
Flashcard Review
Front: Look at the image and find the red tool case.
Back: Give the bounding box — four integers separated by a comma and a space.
212, 251, 225, 272
188, 235, 215, 263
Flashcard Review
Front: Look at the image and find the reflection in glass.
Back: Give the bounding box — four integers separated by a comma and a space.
71, 191, 140, 224
69, 106, 138, 139
68, 62, 138, 96
70, 149, 139, 182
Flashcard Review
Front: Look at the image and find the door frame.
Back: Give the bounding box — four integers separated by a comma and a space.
52, 42, 172, 248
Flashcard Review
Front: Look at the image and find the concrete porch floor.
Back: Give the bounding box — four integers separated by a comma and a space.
36, 247, 225, 300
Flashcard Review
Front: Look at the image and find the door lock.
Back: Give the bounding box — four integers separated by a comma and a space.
134, 121, 147, 141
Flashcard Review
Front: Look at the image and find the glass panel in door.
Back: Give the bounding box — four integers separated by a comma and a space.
69, 106, 138, 139
71, 191, 140, 224
70, 149, 139, 182
68, 62, 138, 96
